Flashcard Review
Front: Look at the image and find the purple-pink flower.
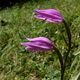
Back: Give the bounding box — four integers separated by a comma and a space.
21, 37, 53, 51
34, 9, 64, 23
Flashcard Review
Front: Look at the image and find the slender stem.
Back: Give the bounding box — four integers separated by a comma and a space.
53, 46, 64, 80
63, 20, 71, 50
53, 20, 71, 80
62, 20, 72, 78
63, 20, 71, 63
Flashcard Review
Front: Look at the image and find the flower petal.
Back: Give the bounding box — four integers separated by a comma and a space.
35, 9, 61, 16
26, 37, 52, 45
35, 9, 63, 19
21, 42, 52, 51
47, 18, 63, 23
34, 15, 46, 20
25, 45, 52, 51
34, 9, 64, 23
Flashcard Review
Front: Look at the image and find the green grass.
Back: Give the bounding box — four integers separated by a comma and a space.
0, 0, 80, 80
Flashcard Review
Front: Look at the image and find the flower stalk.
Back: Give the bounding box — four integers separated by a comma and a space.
61, 20, 72, 80
53, 46, 64, 80
54, 20, 72, 80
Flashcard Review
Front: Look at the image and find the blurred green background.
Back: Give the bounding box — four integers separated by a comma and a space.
0, 0, 80, 80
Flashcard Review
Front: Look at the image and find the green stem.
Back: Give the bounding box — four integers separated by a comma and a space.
53, 20, 71, 80
54, 46, 64, 80
62, 20, 72, 78
63, 20, 71, 51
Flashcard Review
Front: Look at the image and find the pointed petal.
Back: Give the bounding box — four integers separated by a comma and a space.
26, 37, 52, 45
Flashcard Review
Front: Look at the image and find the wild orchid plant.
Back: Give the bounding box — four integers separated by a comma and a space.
21, 9, 72, 80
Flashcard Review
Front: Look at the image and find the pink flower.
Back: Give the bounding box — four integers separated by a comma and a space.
34, 9, 64, 23
21, 37, 53, 51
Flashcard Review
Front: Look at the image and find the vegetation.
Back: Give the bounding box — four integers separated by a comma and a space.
0, 0, 80, 80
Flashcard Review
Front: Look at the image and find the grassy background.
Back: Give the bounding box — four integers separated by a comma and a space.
0, 0, 80, 80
